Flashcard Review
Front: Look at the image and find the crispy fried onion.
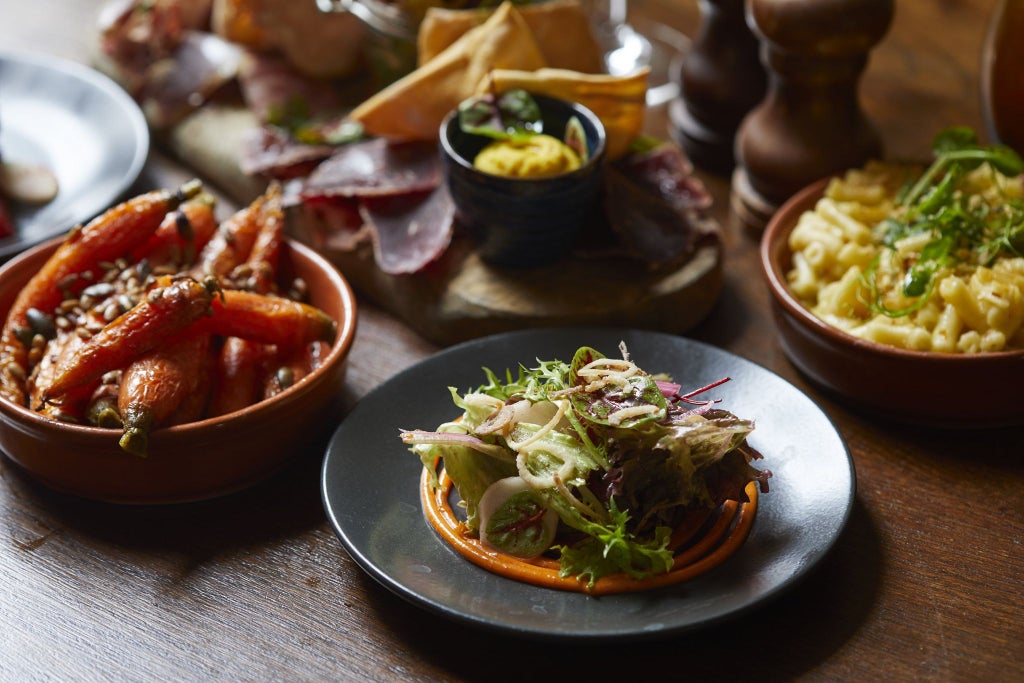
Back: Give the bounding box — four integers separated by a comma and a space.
577, 357, 638, 391
507, 398, 574, 490
399, 428, 509, 460
606, 404, 661, 426
576, 354, 661, 426
516, 446, 574, 491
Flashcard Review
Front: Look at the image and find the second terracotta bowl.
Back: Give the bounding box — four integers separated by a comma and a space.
761, 178, 1024, 428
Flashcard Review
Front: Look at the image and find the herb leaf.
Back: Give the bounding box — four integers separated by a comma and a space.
457, 89, 543, 141
457, 88, 589, 161
864, 127, 1024, 317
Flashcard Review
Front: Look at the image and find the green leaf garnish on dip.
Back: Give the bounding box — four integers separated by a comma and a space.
457, 89, 589, 178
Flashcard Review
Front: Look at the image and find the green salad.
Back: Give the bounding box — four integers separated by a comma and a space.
401, 343, 772, 587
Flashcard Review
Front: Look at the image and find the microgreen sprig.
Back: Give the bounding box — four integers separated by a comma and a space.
864, 127, 1024, 317
899, 127, 1023, 207
266, 95, 364, 145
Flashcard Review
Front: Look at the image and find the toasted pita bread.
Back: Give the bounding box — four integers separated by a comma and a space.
418, 0, 604, 75
348, 2, 546, 141
478, 67, 649, 159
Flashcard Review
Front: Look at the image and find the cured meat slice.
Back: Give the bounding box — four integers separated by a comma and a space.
359, 184, 455, 275
236, 52, 349, 125
239, 125, 336, 179
283, 138, 451, 274
603, 145, 717, 264
138, 31, 242, 129
613, 144, 712, 212
300, 139, 441, 200
288, 197, 371, 253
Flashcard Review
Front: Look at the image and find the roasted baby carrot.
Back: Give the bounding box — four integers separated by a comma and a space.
26, 331, 95, 419
195, 290, 337, 350
190, 190, 266, 280
263, 340, 330, 399
131, 194, 218, 268
240, 182, 284, 294
164, 342, 216, 426
166, 376, 212, 426
208, 336, 275, 417
118, 331, 212, 457
209, 184, 287, 414
41, 275, 218, 403
0, 180, 203, 405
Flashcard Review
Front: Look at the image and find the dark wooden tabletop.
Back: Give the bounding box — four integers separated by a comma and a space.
3, 1, 1022, 681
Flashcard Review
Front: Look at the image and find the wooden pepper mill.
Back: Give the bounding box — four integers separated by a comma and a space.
670, 0, 766, 174
731, 0, 895, 234
982, 0, 1024, 154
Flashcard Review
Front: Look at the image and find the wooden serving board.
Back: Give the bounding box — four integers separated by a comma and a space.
165, 103, 723, 346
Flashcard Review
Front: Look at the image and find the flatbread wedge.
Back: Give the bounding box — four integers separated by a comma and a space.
348, 2, 546, 141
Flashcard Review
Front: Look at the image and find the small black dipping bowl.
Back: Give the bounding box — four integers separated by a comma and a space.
439, 94, 607, 268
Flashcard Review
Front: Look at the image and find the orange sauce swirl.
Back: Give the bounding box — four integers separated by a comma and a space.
420, 463, 759, 596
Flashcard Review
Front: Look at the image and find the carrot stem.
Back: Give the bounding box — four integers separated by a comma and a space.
118, 331, 211, 457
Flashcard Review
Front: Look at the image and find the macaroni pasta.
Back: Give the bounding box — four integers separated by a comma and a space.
786, 161, 1024, 353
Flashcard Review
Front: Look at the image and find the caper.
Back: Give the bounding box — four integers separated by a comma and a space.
276, 367, 295, 390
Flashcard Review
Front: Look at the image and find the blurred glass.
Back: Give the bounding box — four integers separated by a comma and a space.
316, 0, 687, 103
981, 0, 1024, 153
586, 0, 688, 106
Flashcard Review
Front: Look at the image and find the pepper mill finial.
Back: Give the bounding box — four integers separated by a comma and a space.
730, 0, 895, 234
670, 0, 766, 174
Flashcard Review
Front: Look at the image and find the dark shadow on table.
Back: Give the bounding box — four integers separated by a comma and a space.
357, 495, 883, 681
0, 385, 363, 557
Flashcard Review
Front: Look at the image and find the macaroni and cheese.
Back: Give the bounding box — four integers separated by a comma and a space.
786, 160, 1024, 353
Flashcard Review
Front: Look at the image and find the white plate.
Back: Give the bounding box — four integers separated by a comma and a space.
322, 328, 855, 641
0, 51, 149, 258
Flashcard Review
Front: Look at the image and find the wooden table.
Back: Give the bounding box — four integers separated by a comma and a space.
3, 1, 1021, 681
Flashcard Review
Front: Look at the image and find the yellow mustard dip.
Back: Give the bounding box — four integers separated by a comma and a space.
473, 134, 582, 178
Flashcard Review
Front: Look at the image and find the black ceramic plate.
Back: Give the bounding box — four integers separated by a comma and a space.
322, 328, 854, 640
0, 51, 149, 258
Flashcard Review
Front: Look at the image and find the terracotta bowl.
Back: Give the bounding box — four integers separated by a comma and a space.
0, 236, 357, 503
439, 94, 607, 268
761, 177, 1024, 428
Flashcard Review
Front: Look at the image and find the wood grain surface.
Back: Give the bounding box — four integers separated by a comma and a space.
2, 1, 1022, 681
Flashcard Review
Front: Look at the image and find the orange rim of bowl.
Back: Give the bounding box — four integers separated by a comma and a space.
420, 462, 759, 596
759, 177, 1024, 365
